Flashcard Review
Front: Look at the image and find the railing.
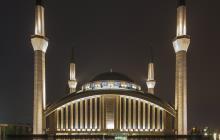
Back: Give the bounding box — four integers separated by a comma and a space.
81, 80, 141, 92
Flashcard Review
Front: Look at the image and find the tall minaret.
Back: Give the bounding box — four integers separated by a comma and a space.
68, 48, 77, 93
31, 0, 48, 134
146, 47, 156, 94
173, 0, 190, 135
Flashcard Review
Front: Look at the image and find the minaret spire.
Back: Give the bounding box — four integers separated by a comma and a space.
68, 47, 77, 94
148, 45, 154, 63
34, 0, 45, 36
36, 0, 45, 6
31, 0, 48, 134
176, 0, 187, 37
178, 0, 186, 6
173, 0, 190, 135
146, 46, 156, 94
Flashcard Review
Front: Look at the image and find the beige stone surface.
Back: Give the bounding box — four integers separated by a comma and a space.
33, 51, 46, 134
175, 51, 188, 135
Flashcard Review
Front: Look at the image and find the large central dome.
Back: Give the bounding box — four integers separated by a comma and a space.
81, 72, 140, 92
91, 72, 133, 82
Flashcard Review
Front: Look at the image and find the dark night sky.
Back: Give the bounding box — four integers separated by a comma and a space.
0, 0, 220, 130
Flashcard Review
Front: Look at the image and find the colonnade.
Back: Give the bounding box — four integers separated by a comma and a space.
120, 96, 165, 131
57, 96, 101, 131
56, 95, 167, 132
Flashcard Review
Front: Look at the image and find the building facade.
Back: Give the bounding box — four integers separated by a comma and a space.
30, 0, 191, 136
45, 72, 175, 135
0, 124, 32, 138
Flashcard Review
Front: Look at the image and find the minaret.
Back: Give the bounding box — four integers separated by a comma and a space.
68, 48, 77, 93
173, 0, 190, 135
146, 47, 156, 94
31, 0, 48, 134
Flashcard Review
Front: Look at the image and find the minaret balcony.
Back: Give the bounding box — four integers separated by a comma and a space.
31, 35, 48, 53
173, 35, 190, 53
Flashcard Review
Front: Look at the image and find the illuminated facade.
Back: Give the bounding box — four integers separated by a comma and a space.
29, 0, 192, 136
31, 0, 48, 135
173, 0, 190, 135
146, 48, 156, 95
68, 48, 77, 94
46, 72, 175, 135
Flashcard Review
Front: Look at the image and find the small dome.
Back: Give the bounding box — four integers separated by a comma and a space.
91, 72, 133, 82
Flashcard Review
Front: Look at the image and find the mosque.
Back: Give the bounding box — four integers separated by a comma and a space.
31, 0, 190, 136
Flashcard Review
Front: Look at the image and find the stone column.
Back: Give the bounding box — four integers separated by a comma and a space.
148, 104, 150, 130
162, 110, 165, 130
133, 100, 136, 129
123, 97, 126, 129
80, 100, 83, 129
128, 98, 131, 129
90, 99, 93, 129
173, 47, 189, 134
99, 97, 102, 130
173, 0, 190, 135
32, 44, 48, 134
31, 0, 48, 134
157, 108, 160, 130
95, 98, 98, 129
61, 108, 63, 130
56, 110, 59, 130
71, 104, 74, 130
143, 103, 146, 129
66, 106, 68, 130
138, 100, 141, 129
85, 100, 88, 129
75, 102, 78, 129
101, 96, 105, 130
152, 106, 155, 130
119, 97, 121, 130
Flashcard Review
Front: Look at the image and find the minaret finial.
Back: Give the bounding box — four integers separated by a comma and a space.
36, 0, 45, 6
71, 47, 75, 63
178, 0, 186, 6
149, 45, 154, 63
